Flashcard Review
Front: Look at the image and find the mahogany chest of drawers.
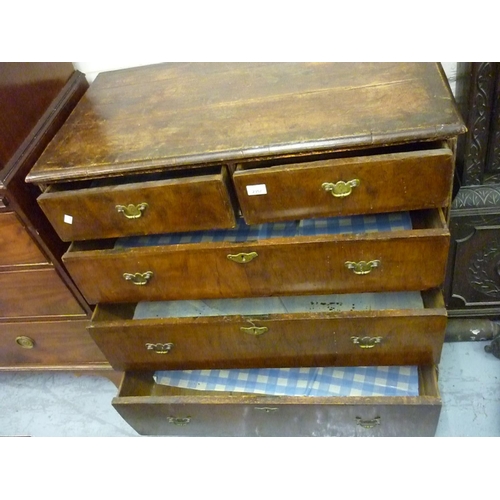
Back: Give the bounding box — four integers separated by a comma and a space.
0, 63, 109, 372
27, 62, 465, 436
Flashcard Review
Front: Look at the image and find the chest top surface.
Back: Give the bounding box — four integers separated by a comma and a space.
26, 62, 465, 184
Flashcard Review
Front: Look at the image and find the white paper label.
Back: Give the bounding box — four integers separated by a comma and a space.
64, 214, 73, 225
246, 184, 267, 196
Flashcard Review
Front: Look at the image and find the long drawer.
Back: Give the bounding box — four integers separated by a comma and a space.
89, 290, 446, 371
0, 319, 108, 369
37, 166, 237, 241
63, 209, 450, 304
112, 365, 441, 437
233, 142, 454, 224
0, 268, 85, 318
0, 212, 49, 268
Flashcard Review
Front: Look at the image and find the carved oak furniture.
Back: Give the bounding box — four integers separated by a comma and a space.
0, 63, 109, 372
26, 63, 465, 436
445, 62, 500, 319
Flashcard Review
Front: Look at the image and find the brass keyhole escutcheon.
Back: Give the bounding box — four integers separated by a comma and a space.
240, 326, 269, 336
356, 417, 381, 429
123, 271, 154, 286
345, 260, 380, 275
322, 179, 360, 198
16, 336, 35, 349
116, 203, 148, 219
227, 252, 258, 264
351, 336, 383, 349
145, 342, 174, 354
167, 416, 191, 426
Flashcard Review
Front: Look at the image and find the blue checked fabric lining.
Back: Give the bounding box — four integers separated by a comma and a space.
154, 365, 419, 397
115, 211, 412, 248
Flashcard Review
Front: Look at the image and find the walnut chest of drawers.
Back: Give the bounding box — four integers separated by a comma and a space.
27, 62, 465, 436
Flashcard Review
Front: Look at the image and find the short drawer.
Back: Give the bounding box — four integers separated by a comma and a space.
0, 212, 49, 268
0, 319, 108, 369
0, 268, 85, 318
89, 290, 446, 371
232, 142, 454, 224
112, 365, 442, 437
63, 209, 450, 304
37, 166, 237, 241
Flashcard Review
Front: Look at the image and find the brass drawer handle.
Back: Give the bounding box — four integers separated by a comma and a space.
167, 416, 191, 426
356, 417, 381, 429
240, 325, 268, 336
345, 260, 380, 275
322, 179, 360, 198
116, 203, 148, 219
254, 407, 279, 413
351, 336, 383, 349
227, 252, 258, 264
123, 271, 153, 285
146, 342, 173, 354
16, 336, 35, 349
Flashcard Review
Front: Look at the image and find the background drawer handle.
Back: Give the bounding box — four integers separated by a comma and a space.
240, 325, 268, 336
351, 336, 383, 349
15, 336, 35, 349
123, 271, 153, 285
356, 417, 381, 429
322, 179, 360, 198
116, 203, 148, 219
345, 260, 380, 275
146, 342, 173, 354
167, 416, 191, 426
227, 252, 258, 263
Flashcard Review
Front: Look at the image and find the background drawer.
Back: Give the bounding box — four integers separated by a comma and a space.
0, 212, 49, 267
0, 268, 85, 318
89, 290, 446, 371
63, 209, 450, 304
37, 166, 237, 241
0, 319, 108, 369
112, 366, 441, 437
233, 144, 454, 224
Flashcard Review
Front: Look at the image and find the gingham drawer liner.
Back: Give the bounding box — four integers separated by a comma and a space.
154, 365, 419, 397
116, 211, 412, 248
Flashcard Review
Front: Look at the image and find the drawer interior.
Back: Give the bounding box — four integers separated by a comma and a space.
43, 165, 224, 193
70, 208, 445, 253
235, 140, 449, 171
116, 364, 439, 400
92, 289, 444, 323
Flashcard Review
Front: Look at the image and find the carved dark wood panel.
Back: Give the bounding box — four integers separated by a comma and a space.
486, 69, 500, 172
446, 210, 500, 313
445, 63, 500, 317
456, 62, 498, 186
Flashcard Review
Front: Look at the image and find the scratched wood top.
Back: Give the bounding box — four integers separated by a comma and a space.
27, 62, 466, 184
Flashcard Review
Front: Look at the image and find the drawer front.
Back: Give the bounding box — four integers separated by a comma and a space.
0, 319, 108, 368
0, 268, 85, 318
233, 147, 454, 224
89, 294, 446, 371
0, 212, 49, 267
63, 220, 450, 304
112, 368, 441, 437
37, 167, 237, 241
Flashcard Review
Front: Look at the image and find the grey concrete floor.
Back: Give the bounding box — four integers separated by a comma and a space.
0, 341, 498, 437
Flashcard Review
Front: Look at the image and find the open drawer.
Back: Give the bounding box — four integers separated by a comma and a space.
63, 209, 450, 304
89, 289, 447, 371
37, 166, 237, 241
232, 141, 454, 224
112, 365, 442, 436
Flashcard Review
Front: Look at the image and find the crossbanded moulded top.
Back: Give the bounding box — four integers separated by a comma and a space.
26, 62, 466, 184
